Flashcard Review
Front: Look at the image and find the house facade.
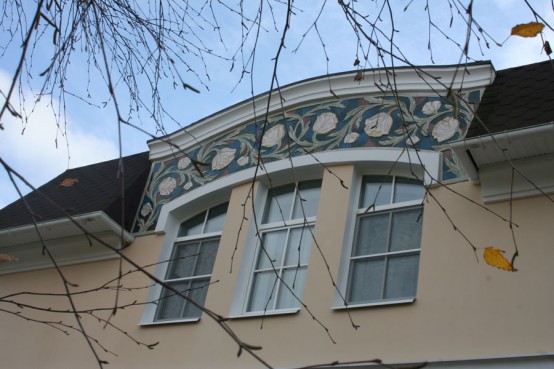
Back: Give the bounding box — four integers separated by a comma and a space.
0, 62, 553, 369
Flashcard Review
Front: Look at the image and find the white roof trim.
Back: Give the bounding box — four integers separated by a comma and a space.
149, 63, 495, 161
0, 211, 134, 274
0, 211, 134, 246
450, 122, 554, 183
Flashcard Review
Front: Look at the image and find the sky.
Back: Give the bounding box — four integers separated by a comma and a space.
1, 0, 553, 209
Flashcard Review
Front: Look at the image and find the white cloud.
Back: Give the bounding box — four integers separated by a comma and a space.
0, 69, 119, 209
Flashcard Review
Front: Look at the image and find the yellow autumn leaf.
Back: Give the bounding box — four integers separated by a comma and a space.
0, 254, 19, 263
511, 22, 545, 38
483, 246, 516, 272
59, 178, 79, 187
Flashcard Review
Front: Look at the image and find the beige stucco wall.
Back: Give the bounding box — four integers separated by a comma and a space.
1, 167, 553, 368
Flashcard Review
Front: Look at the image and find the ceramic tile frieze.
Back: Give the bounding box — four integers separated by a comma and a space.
133, 94, 475, 232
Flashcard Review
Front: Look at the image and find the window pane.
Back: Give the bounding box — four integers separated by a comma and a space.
257, 230, 287, 269
292, 181, 321, 219
276, 267, 307, 309
182, 278, 211, 319
204, 203, 228, 233
155, 280, 189, 321
394, 178, 425, 203
156, 202, 226, 322
353, 213, 390, 256
360, 176, 392, 208
166, 242, 199, 279
264, 185, 295, 223
389, 208, 423, 252
195, 239, 220, 276
347, 258, 385, 303
384, 254, 420, 299
178, 212, 206, 237
284, 226, 313, 266
248, 271, 277, 312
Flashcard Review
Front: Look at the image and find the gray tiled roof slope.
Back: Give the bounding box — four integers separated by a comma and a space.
468, 60, 554, 138
0, 152, 150, 231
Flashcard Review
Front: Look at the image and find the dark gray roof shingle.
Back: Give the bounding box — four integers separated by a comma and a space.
468, 60, 554, 138
0, 152, 150, 231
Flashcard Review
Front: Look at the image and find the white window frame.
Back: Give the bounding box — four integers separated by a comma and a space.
243, 180, 321, 315
141, 202, 228, 325
335, 172, 427, 309
156, 203, 227, 322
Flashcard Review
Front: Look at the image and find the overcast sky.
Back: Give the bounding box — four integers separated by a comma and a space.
1, 0, 553, 209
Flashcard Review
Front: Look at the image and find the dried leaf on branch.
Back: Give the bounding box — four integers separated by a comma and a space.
511, 22, 545, 38
483, 247, 517, 272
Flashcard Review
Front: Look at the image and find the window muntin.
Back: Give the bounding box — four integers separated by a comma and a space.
247, 180, 321, 313
155, 203, 228, 321
346, 176, 424, 305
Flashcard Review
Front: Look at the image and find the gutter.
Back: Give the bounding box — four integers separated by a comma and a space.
449, 122, 554, 184
0, 211, 135, 274
0, 211, 134, 248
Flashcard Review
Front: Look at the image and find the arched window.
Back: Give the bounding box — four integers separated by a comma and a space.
154, 203, 228, 322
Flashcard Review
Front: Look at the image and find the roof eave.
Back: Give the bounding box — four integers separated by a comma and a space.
0, 211, 134, 275
450, 122, 554, 183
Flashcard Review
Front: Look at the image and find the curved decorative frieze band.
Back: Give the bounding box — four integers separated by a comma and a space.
133, 93, 478, 233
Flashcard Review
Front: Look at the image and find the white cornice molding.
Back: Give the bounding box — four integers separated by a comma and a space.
149, 63, 495, 161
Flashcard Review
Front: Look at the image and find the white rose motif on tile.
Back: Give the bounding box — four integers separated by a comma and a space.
364, 112, 393, 137
140, 203, 152, 217
183, 182, 193, 191
408, 134, 421, 145
212, 148, 236, 170
422, 101, 441, 115
177, 157, 191, 169
261, 124, 285, 147
158, 177, 177, 196
313, 112, 338, 134
344, 132, 359, 144
432, 117, 459, 142
237, 156, 249, 166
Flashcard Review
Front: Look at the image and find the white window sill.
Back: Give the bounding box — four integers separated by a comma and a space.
227, 308, 300, 320
139, 317, 200, 326
333, 298, 415, 310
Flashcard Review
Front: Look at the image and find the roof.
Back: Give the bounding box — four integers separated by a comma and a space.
0, 152, 150, 232
468, 60, 554, 138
